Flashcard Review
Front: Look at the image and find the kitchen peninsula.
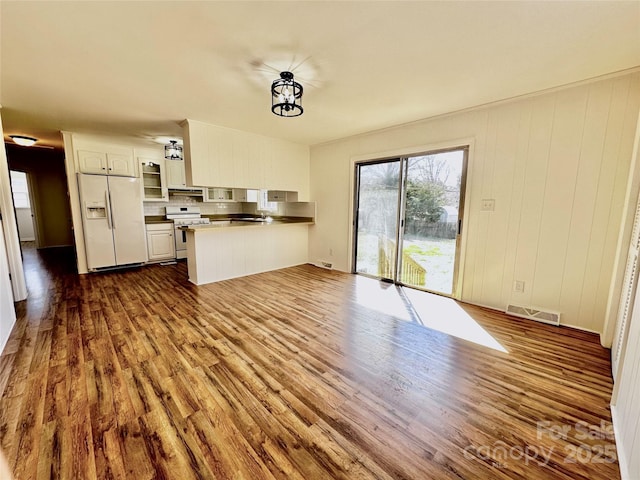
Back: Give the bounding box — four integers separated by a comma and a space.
180, 118, 315, 286
183, 216, 314, 285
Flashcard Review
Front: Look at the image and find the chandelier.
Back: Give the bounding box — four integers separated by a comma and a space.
271, 71, 303, 117
164, 140, 183, 160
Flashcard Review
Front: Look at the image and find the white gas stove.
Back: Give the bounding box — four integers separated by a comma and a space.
165, 207, 210, 258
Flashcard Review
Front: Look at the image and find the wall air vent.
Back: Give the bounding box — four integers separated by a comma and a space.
316, 260, 333, 270
505, 304, 561, 326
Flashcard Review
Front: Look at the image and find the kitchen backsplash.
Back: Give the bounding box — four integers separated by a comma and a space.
144, 198, 243, 216
143, 198, 315, 218
281, 202, 316, 218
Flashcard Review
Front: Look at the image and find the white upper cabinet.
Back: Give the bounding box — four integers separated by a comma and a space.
108, 153, 136, 176
204, 187, 234, 202
232, 188, 258, 202
165, 160, 187, 188
78, 150, 107, 173
267, 190, 298, 202
183, 119, 310, 199
139, 157, 168, 202
78, 149, 137, 177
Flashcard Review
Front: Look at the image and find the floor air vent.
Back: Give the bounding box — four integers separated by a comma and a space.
317, 261, 333, 270
505, 304, 561, 326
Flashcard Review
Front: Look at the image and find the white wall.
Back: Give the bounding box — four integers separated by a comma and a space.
309, 72, 640, 333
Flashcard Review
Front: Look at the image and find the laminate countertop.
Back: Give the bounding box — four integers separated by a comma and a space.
144, 216, 173, 225
181, 217, 314, 231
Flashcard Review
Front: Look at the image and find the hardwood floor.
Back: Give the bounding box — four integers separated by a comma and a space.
0, 246, 620, 479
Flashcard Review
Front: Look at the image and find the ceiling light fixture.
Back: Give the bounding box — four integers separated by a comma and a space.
10, 135, 38, 147
271, 71, 303, 117
164, 140, 183, 161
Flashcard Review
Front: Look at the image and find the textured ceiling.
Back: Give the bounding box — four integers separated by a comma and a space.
1, 1, 639, 149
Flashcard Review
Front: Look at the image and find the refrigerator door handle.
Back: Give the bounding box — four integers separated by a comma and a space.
109, 191, 117, 229
105, 190, 113, 230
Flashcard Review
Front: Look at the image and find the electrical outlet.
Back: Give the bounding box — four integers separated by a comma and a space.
481, 199, 495, 211
513, 280, 525, 293
329, 248, 333, 256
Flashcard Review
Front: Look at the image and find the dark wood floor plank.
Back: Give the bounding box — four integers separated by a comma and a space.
0, 246, 621, 479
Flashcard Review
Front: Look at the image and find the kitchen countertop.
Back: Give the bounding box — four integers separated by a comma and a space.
181, 218, 314, 231
144, 215, 173, 224
147, 214, 313, 226
202, 214, 313, 222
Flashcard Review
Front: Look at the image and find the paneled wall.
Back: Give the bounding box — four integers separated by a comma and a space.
309, 72, 640, 333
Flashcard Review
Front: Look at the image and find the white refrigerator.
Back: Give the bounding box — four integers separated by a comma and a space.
77, 173, 147, 270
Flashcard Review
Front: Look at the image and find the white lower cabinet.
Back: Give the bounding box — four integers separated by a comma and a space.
146, 223, 175, 262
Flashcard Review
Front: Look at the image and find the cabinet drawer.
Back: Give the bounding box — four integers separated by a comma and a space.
145, 222, 173, 232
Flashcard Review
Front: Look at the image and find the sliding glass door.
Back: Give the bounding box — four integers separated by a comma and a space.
353, 159, 402, 280
353, 147, 468, 296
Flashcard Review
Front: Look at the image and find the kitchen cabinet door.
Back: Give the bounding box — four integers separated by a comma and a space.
204, 187, 234, 202
146, 226, 175, 261
78, 149, 137, 177
107, 153, 137, 177
140, 158, 168, 202
267, 190, 298, 202
232, 189, 258, 202
78, 150, 108, 174
166, 160, 187, 188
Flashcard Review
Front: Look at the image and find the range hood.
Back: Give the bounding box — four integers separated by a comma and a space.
168, 187, 204, 197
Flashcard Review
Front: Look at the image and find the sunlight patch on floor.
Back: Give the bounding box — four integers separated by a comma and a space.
353, 275, 507, 353
404, 288, 508, 353
354, 276, 412, 322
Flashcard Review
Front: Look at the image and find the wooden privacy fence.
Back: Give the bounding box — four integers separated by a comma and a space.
378, 235, 426, 286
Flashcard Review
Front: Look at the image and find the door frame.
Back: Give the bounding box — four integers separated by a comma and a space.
349, 139, 474, 300
0, 115, 28, 301
351, 156, 404, 281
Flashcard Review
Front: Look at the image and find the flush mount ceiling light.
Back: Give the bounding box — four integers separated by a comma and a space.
271, 71, 303, 117
164, 140, 183, 160
9, 135, 37, 147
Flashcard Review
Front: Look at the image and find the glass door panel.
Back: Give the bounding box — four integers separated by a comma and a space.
354, 160, 401, 280
400, 149, 467, 295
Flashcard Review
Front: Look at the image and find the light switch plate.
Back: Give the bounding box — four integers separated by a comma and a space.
481, 199, 495, 211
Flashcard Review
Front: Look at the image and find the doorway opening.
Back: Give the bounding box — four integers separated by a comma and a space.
353, 146, 468, 297
4, 141, 77, 292
9, 170, 38, 246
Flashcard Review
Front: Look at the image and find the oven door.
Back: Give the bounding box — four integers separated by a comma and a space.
174, 223, 188, 258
